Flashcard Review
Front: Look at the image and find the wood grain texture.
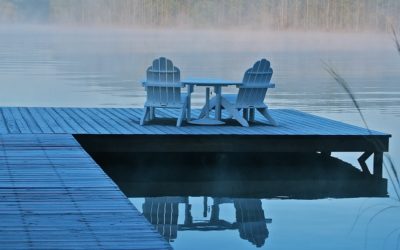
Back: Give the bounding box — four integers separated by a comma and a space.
0, 107, 389, 136
0, 134, 171, 250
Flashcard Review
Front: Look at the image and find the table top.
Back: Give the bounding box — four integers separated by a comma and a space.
181, 78, 242, 87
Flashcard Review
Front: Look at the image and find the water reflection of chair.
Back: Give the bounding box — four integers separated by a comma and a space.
181, 197, 269, 248
233, 198, 268, 248
142, 197, 187, 241
142, 196, 269, 247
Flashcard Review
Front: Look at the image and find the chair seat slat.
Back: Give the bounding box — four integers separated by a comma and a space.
245, 71, 273, 75
143, 82, 183, 88
147, 69, 179, 73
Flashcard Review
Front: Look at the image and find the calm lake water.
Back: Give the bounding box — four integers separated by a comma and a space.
1, 26, 400, 249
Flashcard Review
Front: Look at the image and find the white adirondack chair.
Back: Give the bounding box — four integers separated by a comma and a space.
140, 57, 188, 127
200, 59, 277, 127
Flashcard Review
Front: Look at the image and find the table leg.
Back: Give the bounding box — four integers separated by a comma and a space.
149, 107, 155, 120
187, 85, 194, 121
205, 87, 210, 118
215, 86, 222, 120
187, 84, 224, 125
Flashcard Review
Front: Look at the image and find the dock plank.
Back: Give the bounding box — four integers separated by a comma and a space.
41, 108, 77, 134
60, 108, 99, 134
18, 108, 43, 133
1, 107, 20, 133
97, 108, 141, 134
113, 108, 162, 134
0, 134, 170, 250
51, 108, 87, 134
9, 107, 31, 134
0, 109, 8, 133
74, 108, 109, 134
36, 108, 65, 133
27, 108, 53, 133
83, 108, 127, 134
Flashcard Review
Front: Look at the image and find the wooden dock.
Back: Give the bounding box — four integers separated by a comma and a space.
0, 133, 171, 249
0, 107, 391, 248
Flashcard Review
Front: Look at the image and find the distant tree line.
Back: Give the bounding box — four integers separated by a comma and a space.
1, 0, 399, 32
0, 0, 49, 22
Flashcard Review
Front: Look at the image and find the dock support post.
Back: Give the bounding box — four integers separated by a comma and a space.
149, 107, 155, 120
203, 196, 208, 218
373, 152, 383, 178
358, 151, 372, 175
321, 151, 332, 157
358, 152, 384, 178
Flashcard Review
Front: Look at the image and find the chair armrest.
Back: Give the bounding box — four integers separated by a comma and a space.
238, 83, 275, 89
142, 81, 184, 88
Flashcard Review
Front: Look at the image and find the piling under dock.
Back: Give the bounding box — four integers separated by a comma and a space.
0, 107, 391, 248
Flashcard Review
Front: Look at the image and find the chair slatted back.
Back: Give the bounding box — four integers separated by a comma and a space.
236, 59, 273, 108
144, 57, 182, 107
142, 198, 178, 240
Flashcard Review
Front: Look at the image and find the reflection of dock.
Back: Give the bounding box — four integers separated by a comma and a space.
105, 152, 389, 199
141, 196, 270, 247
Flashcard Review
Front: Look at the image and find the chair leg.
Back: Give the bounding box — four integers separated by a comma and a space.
149, 107, 155, 120
249, 108, 255, 122
243, 108, 249, 120
176, 111, 183, 127
199, 97, 217, 119
221, 99, 249, 127
140, 107, 150, 125
257, 108, 278, 126
177, 102, 188, 127
186, 104, 191, 121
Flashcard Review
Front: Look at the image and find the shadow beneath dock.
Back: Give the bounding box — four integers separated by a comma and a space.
89, 152, 387, 199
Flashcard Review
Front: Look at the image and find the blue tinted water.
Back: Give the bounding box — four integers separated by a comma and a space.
1, 26, 399, 249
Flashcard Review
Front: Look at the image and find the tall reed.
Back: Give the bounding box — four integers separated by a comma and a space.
323, 62, 400, 200
392, 25, 400, 55
324, 28, 400, 247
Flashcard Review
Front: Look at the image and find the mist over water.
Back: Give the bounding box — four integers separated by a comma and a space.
1, 2, 400, 249
1, 25, 398, 110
